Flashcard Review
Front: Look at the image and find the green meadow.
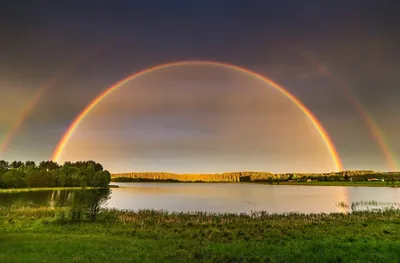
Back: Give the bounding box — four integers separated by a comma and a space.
1, 206, 400, 263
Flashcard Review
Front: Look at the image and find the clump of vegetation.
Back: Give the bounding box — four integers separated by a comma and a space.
0, 160, 111, 189
51, 188, 112, 222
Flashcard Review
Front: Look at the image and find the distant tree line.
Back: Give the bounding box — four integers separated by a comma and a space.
0, 160, 111, 189
112, 170, 400, 183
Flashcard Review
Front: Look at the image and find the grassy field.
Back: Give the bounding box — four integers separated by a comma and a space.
1, 206, 400, 262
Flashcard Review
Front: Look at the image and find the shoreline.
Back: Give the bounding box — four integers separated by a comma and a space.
111, 180, 399, 188
264, 181, 400, 187
1, 181, 399, 193
0, 185, 119, 193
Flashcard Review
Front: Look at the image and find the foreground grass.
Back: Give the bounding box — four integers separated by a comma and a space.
1, 207, 400, 262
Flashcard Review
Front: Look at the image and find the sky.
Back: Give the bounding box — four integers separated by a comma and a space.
0, 1, 399, 173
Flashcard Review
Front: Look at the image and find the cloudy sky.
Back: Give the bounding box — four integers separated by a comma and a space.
0, 1, 399, 173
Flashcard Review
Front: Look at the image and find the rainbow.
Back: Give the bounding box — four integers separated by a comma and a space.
285, 44, 398, 171
0, 41, 115, 158
0, 84, 48, 157
51, 60, 343, 171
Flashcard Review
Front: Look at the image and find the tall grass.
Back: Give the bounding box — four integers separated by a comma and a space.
2, 203, 400, 225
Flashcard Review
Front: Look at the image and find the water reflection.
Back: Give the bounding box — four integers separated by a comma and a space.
1, 183, 400, 214
107, 183, 400, 213
0, 188, 111, 209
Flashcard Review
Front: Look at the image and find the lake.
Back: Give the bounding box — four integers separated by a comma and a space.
2, 183, 400, 213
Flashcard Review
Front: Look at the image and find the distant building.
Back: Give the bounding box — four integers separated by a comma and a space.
367, 178, 384, 182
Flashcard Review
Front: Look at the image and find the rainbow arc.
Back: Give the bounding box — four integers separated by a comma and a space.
51, 60, 343, 171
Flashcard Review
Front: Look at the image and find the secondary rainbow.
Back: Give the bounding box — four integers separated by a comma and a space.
51, 60, 343, 171
0, 86, 47, 158
285, 43, 398, 171
0, 40, 115, 158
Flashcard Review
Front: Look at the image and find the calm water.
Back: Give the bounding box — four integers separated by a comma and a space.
2, 183, 400, 213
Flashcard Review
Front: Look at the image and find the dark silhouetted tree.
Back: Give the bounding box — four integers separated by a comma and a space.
0, 160, 9, 170
10, 161, 23, 169
39, 161, 59, 171
25, 161, 36, 167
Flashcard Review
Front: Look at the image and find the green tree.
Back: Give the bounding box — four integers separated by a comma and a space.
25, 161, 36, 167
86, 188, 111, 221
93, 170, 111, 187
85, 160, 103, 172
39, 161, 59, 171
59, 165, 79, 187
1, 170, 27, 188
0, 160, 9, 170
0, 160, 112, 189
27, 170, 45, 187
10, 161, 23, 169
